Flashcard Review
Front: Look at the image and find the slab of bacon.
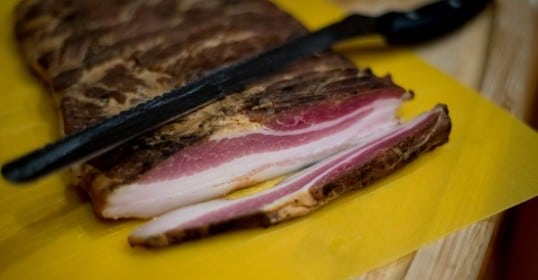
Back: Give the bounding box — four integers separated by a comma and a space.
15, 0, 452, 247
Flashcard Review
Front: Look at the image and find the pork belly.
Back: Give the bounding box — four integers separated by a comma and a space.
129, 105, 451, 247
15, 0, 412, 219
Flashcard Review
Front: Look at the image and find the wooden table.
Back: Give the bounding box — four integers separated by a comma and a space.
333, 0, 538, 278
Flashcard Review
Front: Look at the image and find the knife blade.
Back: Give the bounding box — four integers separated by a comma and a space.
1, 0, 491, 183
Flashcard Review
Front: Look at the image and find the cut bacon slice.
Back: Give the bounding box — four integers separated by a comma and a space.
103, 90, 411, 218
129, 104, 451, 247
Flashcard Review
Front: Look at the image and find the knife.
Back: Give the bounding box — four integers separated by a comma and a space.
2, 0, 491, 183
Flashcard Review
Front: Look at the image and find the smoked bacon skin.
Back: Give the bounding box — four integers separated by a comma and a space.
14, 0, 409, 217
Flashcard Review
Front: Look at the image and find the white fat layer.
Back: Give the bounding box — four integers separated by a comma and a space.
131, 199, 232, 237
105, 98, 402, 218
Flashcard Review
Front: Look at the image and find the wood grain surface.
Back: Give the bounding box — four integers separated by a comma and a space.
333, 0, 538, 278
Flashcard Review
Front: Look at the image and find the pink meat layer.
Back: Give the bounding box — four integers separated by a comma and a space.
130, 106, 445, 240
104, 90, 409, 218
140, 90, 404, 182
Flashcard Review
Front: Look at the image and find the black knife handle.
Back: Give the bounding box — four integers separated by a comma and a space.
375, 0, 492, 44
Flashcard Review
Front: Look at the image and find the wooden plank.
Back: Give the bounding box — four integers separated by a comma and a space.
333, 0, 538, 278
404, 217, 500, 280
480, 0, 538, 120
354, 254, 415, 280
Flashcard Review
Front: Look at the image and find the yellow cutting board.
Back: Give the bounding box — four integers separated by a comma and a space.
1, 0, 537, 279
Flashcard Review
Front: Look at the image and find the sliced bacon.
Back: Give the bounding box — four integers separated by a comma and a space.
103, 90, 411, 218
129, 104, 451, 247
